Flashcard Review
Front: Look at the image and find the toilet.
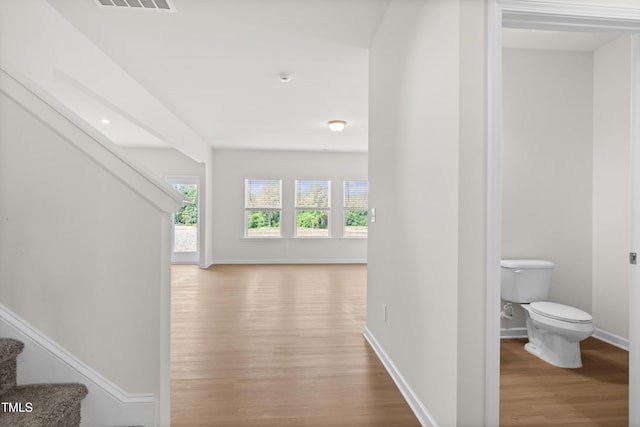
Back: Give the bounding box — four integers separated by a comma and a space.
501, 259, 594, 368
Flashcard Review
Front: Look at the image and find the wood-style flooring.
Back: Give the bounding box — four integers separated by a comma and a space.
171, 264, 630, 426
170, 264, 419, 426
501, 337, 629, 426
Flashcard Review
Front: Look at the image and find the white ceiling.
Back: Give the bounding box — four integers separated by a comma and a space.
45, 0, 391, 152
24, 2, 630, 154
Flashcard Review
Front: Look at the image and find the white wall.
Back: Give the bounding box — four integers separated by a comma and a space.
0, 91, 164, 399
501, 41, 633, 343
368, 0, 487, 425
0, 0, 210, 163
123, 148, 204, 181
210, 149, 367, 264
457, 1, 488, 424
593, 35, 631, 341
501, 48, 594, 328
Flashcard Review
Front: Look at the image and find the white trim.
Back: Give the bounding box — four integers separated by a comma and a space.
158, 213, 172, 426
363, 327, 437, 427
630, 32, 640, 427
500, 328, 528, 339
200, 261, 215, 269
501, 327, 629, 351
593, 328, 630, 351
0, 303, 156, 427
485, 1, 503, 425
170, 259, 199, 265
211, 259, 367, 265
498, 0, 640, 30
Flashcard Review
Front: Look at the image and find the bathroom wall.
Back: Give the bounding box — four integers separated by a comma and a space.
592, 36, 631, 341
501, 38, 633, 343
501, 48, 594, 328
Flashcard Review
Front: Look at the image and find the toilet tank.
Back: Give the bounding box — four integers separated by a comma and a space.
501, 259, 554, 303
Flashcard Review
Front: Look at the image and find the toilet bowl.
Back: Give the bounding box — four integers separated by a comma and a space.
501, 259, 594, 368
521, 301, 594, 368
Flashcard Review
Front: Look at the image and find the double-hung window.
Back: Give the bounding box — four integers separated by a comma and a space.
343, 180, 368, 237
245, 179, 282, 237
295, 179, 330, 237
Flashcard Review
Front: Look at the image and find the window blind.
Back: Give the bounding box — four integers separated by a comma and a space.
343, 180, 368, 209
245, 179, 281, 208
295, 180, 330, 208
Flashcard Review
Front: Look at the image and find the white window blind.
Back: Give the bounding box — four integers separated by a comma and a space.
245, 179, 281, 208
343, 180, 368, 210
295, 180, 330, 208
343, 180, 368, 238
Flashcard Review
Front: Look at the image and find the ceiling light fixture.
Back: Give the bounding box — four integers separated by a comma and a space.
100, 118, 111, 125
328, 120, 347, 132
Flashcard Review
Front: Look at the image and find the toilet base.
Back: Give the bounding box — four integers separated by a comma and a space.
524, 317, 584, 368
524, 340, 582, 369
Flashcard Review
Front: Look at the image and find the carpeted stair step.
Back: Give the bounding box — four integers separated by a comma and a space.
0, 383, 88, 427
0, 339, 24, 394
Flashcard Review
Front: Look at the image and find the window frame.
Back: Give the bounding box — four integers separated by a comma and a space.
244, 179, 283, 238
294, 179, 331, 238
342, 179, 369, 238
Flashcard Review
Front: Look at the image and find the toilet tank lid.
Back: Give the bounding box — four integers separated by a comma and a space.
501, 259, 554, 269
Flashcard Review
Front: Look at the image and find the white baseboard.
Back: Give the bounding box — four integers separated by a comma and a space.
500, 327, 528, 339
211, 258, 368, 265
0, 303, 157, 427
593, 328, 629, 351
501, 326, 629, 351
363, 327, 436, 427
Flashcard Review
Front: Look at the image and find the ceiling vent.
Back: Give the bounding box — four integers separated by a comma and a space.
96, 0, 176, 12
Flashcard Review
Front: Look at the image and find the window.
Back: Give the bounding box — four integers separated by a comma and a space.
295, 179, 330, 237
245, 179, 282, 237
343, 180, 368, 237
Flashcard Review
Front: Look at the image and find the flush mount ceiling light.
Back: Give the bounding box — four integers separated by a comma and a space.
328, 120, 347, 132
100, 118, 111, 125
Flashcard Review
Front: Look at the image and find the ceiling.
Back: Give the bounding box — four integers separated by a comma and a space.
45, 0, 391, 152
20, 2, 630, 155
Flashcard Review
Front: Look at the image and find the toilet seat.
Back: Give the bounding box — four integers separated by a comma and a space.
529, 301, 592, 324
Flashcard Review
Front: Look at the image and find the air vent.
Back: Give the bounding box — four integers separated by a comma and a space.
96, 0, 176, 12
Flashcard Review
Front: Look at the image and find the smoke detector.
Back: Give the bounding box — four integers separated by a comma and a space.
95, 0, 176, 12
278, 73, 292, 83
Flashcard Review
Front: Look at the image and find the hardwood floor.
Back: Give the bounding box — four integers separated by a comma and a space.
170, 264, 419, 426
501, 338, 629, 426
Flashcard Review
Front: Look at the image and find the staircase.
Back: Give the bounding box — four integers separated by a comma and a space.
0, 339, 87, 427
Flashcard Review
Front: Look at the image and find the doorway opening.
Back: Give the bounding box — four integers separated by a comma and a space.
487, 2, 640, 426
167, 176, 200, 264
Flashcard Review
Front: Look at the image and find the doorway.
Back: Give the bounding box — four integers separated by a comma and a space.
486, 1, 640, 425
167, 176, 200, 264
